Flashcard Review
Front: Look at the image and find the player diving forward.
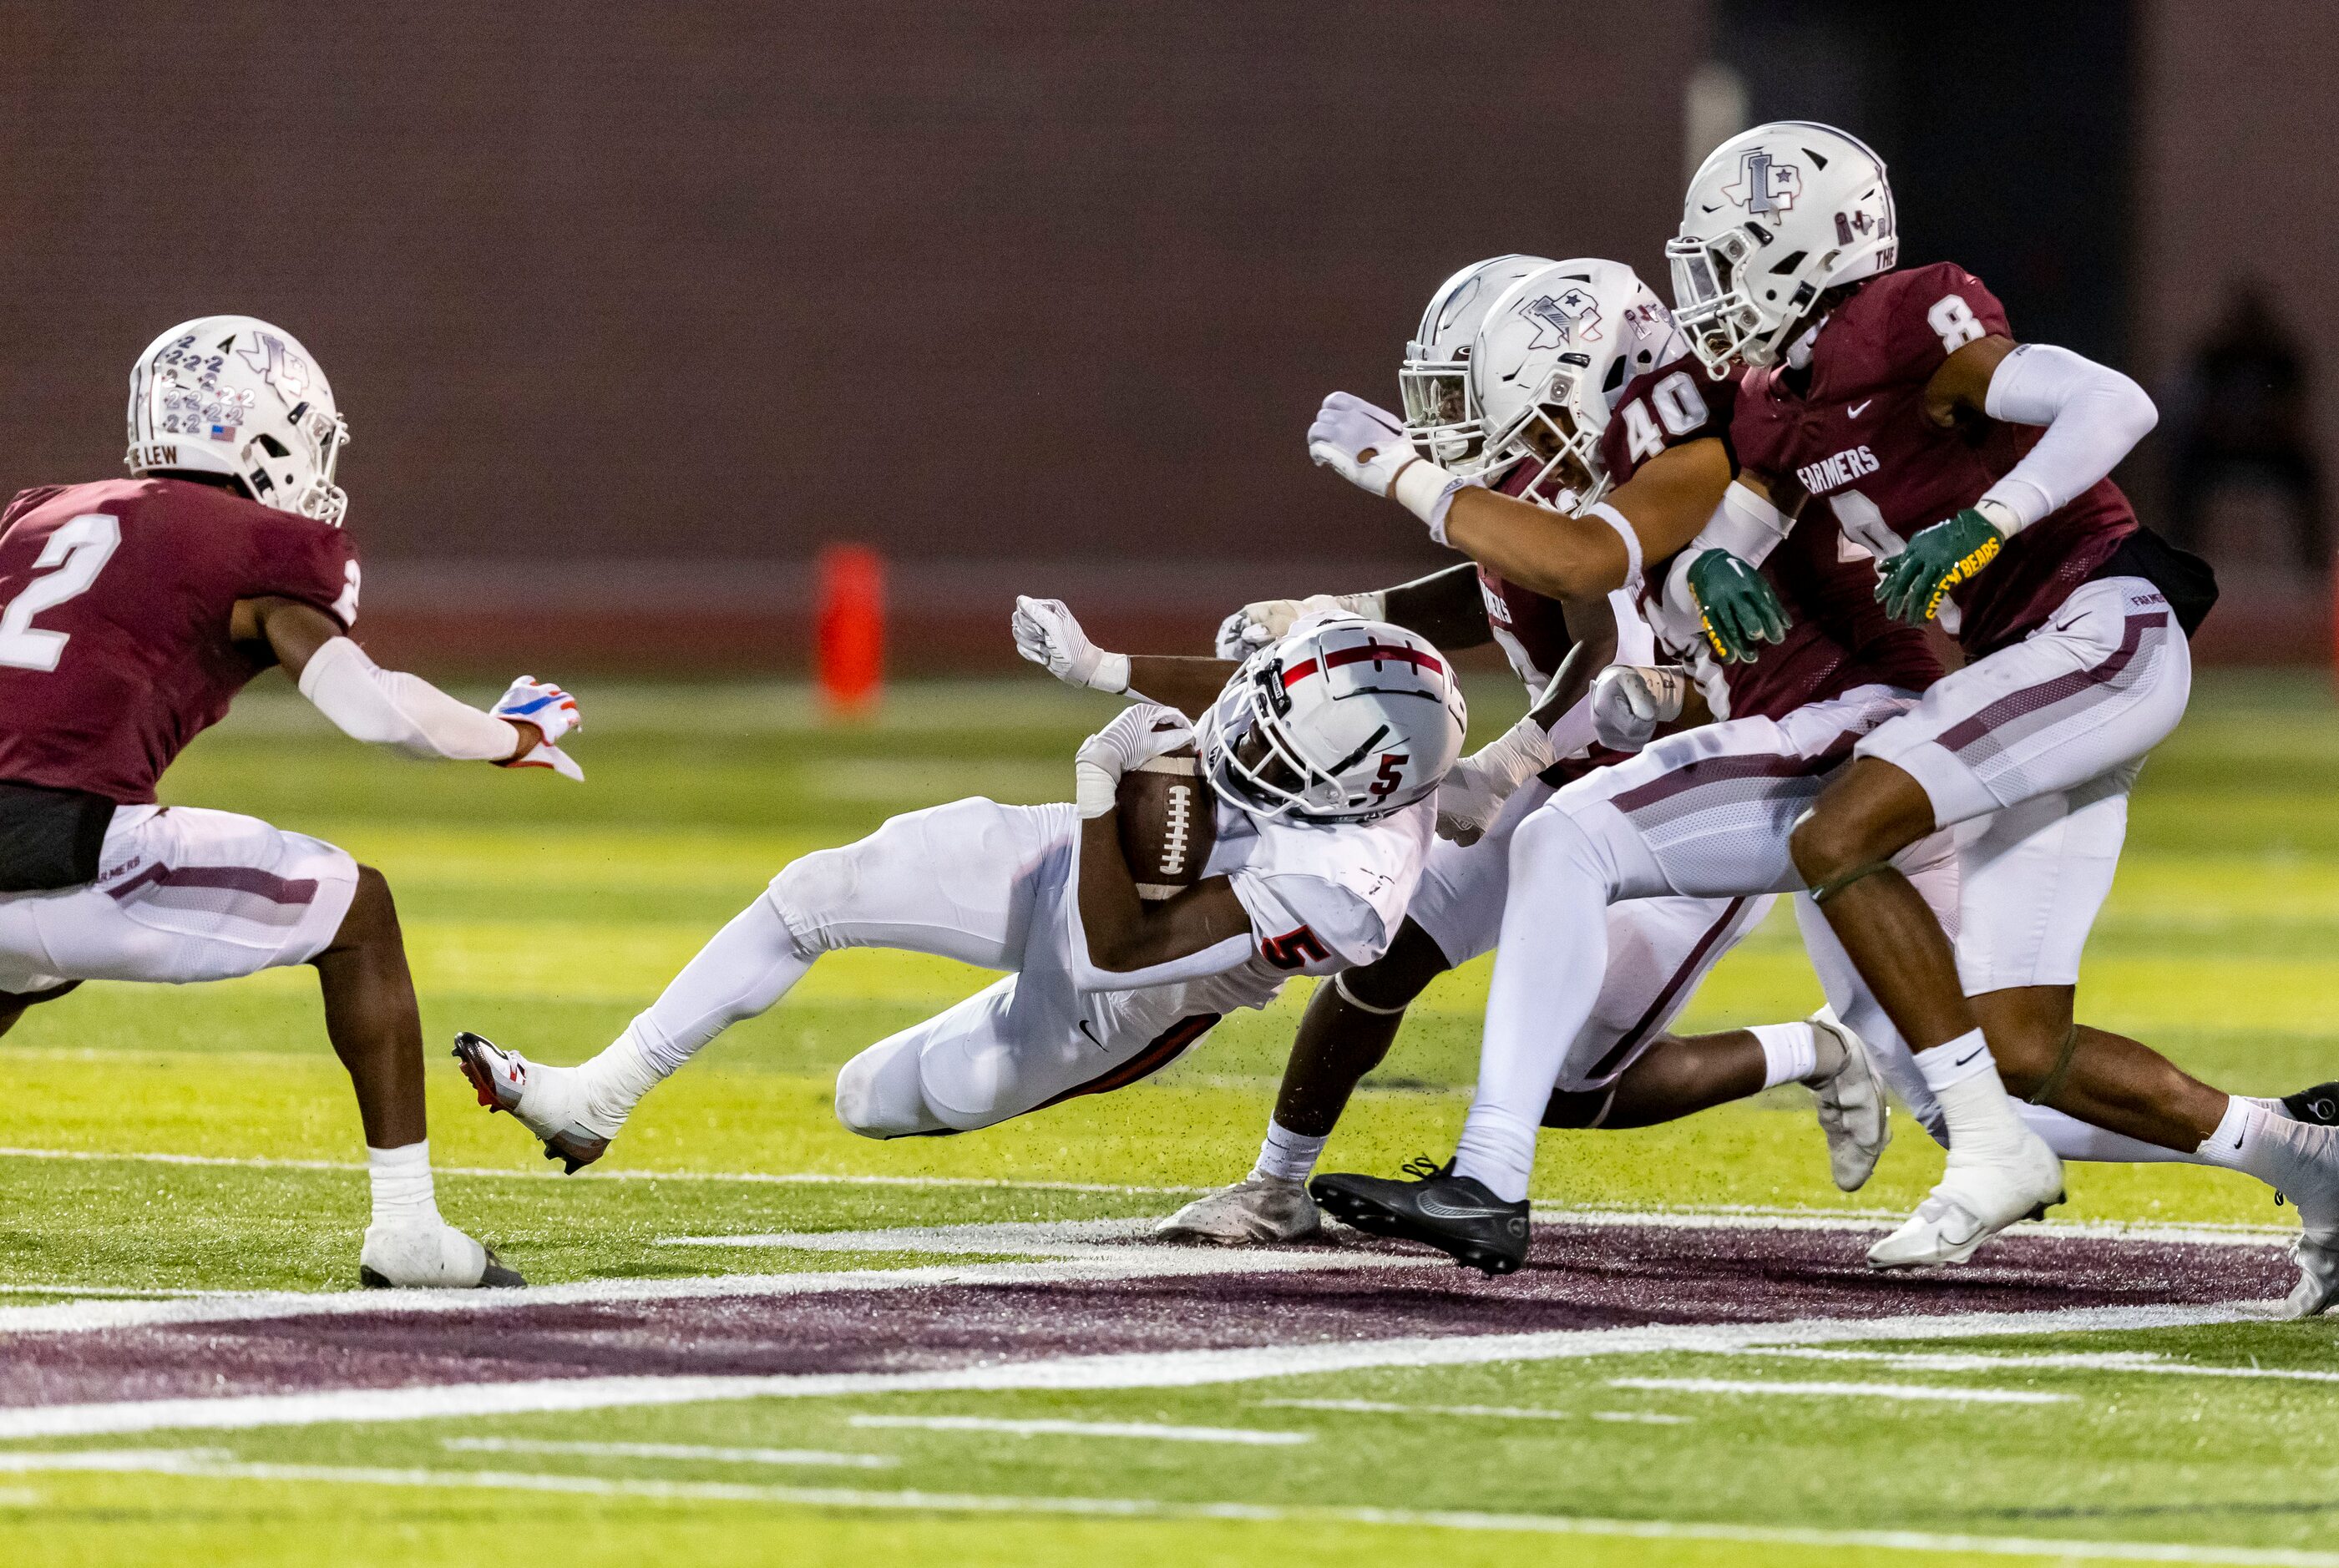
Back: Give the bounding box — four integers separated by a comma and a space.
1161, 255, 1906, 1246
0, 316, 584, 1288
453, 612, 1466, 1160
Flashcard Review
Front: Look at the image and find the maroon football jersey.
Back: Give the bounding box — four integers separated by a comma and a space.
1602, 357, 1937, 721
1730, 262, 2137, 657
1475, 457, 1576, 690
0, 478, 359, 803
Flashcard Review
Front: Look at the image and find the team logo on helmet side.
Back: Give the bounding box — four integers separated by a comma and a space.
1521, 288, 1603, 350
237, 332, 312, 406
1723, 148, 1802, 214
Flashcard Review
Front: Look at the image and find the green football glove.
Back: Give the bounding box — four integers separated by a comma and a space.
1684, 548, 1790, 664
1876, 507, 2005, 625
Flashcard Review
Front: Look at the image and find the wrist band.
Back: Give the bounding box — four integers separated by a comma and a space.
1090, 651, 1132, 695
1392, 457, 1463, 542
1584, 501, 1645, 593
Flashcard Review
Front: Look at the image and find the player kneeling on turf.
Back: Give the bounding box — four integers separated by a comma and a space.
455, 605, 1464, 1163
0, 316, 584, 1289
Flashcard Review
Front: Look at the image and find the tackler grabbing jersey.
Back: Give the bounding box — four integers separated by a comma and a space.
454, 606, 1463, 1166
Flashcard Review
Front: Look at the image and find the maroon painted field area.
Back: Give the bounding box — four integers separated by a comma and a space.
0, 1222, 2293, 1411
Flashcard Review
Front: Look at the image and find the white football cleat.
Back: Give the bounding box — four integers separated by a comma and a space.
1156, 1175, 1321, 1245
1807, 1009, 1890, 1192
2287, 1232, 2339, 1319
359, 1218, 524, 1289
1869, 1123, 2063, 1269
453, 1030, 613, 1173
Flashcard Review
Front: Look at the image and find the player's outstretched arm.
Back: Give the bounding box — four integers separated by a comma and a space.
1068, 706, 1254, 979
1880, 335, 2159, 624
237, 596, 583, 777
1013, 594, 1236, 718
1214, 566, 1491, 660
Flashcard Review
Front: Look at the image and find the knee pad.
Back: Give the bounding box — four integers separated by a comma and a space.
770, 844, 863, 954
833, 1036, 945, 1139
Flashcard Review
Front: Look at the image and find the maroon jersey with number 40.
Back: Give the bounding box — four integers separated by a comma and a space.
1599, 355, 1939, 721
0, 478, 359, 803
1729, 262, 2137, 657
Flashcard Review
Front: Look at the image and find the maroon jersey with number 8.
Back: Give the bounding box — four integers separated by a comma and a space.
0, 478, 358, 803
1729, 262, 2137, 657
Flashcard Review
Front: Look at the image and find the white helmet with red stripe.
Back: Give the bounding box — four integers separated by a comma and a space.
1196, 614, 1467, 822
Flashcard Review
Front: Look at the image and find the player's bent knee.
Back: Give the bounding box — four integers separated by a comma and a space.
327, 865, 402, 954
1339, 921, 1450, 1012
769, 844, 864, 953
834, 1036, 949, 1139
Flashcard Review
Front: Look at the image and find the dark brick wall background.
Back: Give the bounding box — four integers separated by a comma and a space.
0, 3, 1698, 569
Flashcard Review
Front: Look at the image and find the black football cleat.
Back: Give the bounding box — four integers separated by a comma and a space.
2283, 1081, 2339, 1126
1310, 1156, 1531, 1276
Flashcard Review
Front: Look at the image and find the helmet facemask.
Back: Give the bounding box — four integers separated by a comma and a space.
1478, 357, 1610, 509
1196, 659, 1360, 822
1665, 224, 1815, 377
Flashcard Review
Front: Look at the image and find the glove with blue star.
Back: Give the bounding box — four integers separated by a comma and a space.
1876, 506, 2005, 625
1684, 549, 1790, 664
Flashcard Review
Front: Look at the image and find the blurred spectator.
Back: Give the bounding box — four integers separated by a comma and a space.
2164, 283, 2324, 569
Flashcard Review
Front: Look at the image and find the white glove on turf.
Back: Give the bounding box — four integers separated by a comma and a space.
1213, 591, 1385, 659
1014, 595, 1132, 695
491, 676, 584, 781
1074, 703, 1192, 819
1589, 664, 1688, 752
1435, 714, 1559, 846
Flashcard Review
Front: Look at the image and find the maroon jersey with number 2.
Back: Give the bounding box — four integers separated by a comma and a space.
0, 478, 359, 803
1729, 262, 2137, 658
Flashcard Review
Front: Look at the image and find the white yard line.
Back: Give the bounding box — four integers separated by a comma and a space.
0, 1300, 2271, 1441
0, 1145, 1202, 1197
1730, 1348, 2339, 1383
1608, 1377, 2074, 1406
847, 1414, 1310, 1446
440, 1437, 895, 1469
1258, 1398, 1689, 1425
658, 1218, 1163, 1252
0, 1449, 2329, 1565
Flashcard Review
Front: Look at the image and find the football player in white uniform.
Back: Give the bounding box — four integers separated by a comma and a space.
1162, 258, 1901, 1247
454, 609, 1465, 1161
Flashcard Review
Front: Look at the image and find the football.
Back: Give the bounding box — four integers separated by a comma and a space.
1116, 744, 1215, 898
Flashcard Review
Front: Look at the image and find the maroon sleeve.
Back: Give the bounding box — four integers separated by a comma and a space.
242, 513, 361, 630
1877, 263, 2012, 385
1599, 359, 1737, 488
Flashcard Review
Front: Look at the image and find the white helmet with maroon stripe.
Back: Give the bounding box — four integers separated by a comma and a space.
1469, 259, 1678, 508
124, 315, 351, 525
1196, 615, 1466, 822
1396, 253, 1554, 478
1668, 121, 1896, 376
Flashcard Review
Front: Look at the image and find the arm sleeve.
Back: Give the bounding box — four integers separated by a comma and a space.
1978, 343, 2159, 529
297, 636, 519, 761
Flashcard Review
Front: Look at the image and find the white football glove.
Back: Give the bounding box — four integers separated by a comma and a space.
1013, 595, 1132, 695
1588, 664, 1689, 752
1434, 712, 1559, 846
1074, 702, 1192, 819
491, 677, 584, 781
1306, 392, 1415, 498
1212, 591, 1385, 659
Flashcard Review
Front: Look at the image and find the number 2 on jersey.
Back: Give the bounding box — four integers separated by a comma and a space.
0, 513, 122, 671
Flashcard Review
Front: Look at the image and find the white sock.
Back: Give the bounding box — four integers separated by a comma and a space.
2195, 1095, 2265, 1173
1914, 1029, 2030, 1157
367, 1141, 441, 1228
1753, 1022, 1819, 1089
1251, 1120, 1327, 1184
574, 893, 813, 1130
1454, 811, 1618, 1204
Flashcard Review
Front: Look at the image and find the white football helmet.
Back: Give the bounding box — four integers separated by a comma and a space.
125, 316, 350, 525
1396, 254, 1555, 477
1667, 121, 1897, 376
1197, 616, 1466, 822
1469, 259, 1678, 508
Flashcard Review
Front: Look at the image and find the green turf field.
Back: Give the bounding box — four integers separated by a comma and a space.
2, 670, 2335, 1566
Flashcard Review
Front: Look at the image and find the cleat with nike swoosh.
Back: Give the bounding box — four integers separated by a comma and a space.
1868, 1123, 2063, 1269
2281, 1080, 2339, 1126
1808, 1009, 1890, 1192
1310, 1157, 1530, 1276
